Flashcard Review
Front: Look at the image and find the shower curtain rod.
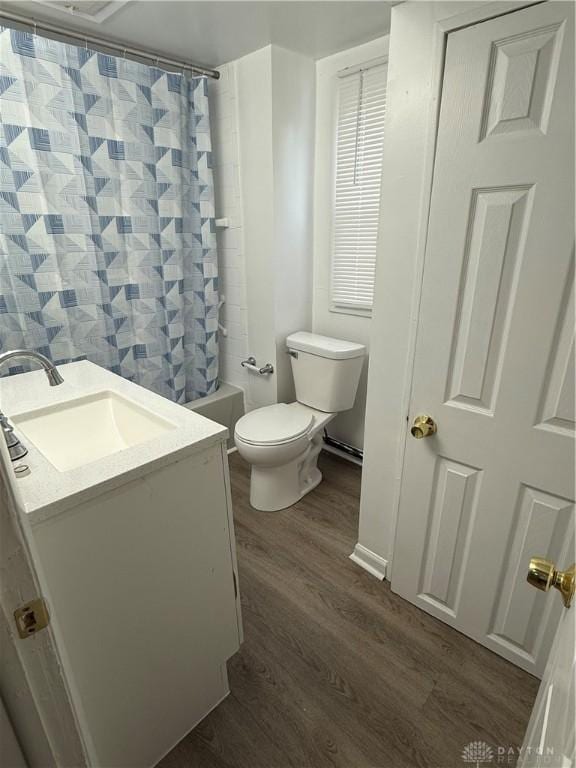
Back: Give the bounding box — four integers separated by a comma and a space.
0, 9, 220, 79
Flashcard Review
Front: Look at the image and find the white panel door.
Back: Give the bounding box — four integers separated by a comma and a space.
391, 1, 575, 676
520, 589, 575, 767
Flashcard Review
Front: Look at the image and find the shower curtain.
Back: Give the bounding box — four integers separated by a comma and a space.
0, 27, 218, 403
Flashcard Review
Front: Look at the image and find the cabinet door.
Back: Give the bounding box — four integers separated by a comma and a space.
33, 441, 240, 767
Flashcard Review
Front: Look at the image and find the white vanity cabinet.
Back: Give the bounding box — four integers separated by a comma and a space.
31, 441, 241, 767
0, 362, 242, 768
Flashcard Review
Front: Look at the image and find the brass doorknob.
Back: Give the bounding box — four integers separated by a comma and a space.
410, 415, 437, 439
527, 557, 575, 608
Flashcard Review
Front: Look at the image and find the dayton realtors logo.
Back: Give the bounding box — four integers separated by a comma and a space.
462, 741, 494, 766
461, 741, 556, 766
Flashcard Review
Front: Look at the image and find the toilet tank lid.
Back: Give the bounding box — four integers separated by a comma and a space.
286, 332, 365, 360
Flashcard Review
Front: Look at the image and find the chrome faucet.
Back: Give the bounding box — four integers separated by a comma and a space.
0, 350, 64, 461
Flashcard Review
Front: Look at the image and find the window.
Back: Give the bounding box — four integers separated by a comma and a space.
331, 60, 387, 314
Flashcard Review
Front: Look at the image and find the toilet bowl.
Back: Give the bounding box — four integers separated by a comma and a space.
234, 332, 365, 512
235, 402, 334, 511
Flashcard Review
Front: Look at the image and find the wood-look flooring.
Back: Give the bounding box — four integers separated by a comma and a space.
159, 452, 539, 768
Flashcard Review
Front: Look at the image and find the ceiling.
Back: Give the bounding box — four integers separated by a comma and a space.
0, 1, 394, 68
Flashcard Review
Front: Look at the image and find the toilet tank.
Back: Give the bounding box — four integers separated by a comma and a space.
286, 332, 365, 413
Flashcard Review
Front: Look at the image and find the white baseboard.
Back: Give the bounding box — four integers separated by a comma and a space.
227, 446, 238, 456
349, 543, 388, 580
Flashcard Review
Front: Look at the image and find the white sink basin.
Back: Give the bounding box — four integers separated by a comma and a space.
13, 390, 177, 471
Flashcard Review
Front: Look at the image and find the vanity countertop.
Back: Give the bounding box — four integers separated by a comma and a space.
0, 361, 227, 524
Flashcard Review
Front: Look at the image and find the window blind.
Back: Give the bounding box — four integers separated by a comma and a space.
331, 61, 387, 312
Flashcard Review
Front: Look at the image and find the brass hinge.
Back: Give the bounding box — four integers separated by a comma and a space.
14, 598, 50, 639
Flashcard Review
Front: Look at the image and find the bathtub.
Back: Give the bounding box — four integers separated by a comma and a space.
185, 382, 245, 450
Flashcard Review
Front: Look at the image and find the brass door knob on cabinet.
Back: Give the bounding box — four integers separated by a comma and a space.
410, 415, 437, 439
527, 557, 575, 608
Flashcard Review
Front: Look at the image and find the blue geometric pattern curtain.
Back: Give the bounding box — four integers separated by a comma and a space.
0, 27, 218, 403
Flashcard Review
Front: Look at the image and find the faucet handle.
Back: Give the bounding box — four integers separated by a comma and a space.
0, 411, 28, 461
0, 411, 13, 430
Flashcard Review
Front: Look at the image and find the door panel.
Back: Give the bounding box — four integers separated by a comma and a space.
446, 185, 532, 413
520, 565, 575, 767
537, 264, 575, 436
391, 1, 575, 676
420, 458, 482, 616
481, 22, 565, 140
487, 486, 573, 662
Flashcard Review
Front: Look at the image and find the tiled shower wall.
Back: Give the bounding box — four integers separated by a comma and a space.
209, 63, 250, 395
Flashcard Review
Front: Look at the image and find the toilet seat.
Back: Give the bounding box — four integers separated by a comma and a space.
235, 403, 313, 446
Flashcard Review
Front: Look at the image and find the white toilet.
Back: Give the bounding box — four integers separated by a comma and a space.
234, 332, 365, 511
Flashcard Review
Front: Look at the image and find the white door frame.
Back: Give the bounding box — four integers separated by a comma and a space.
0, 438, 88, 767
355, 0, 544, 580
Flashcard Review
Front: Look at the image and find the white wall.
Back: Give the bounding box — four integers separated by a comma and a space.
212, 47, 314, 412
235, 48, 277, 410
271, 46, 315, 404
209, 63, 250, 394
214, 39, 403, 445
235, 45, 315, 409
312, 36, 389, 450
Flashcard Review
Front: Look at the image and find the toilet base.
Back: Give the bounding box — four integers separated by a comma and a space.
249, 434, 324, 512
